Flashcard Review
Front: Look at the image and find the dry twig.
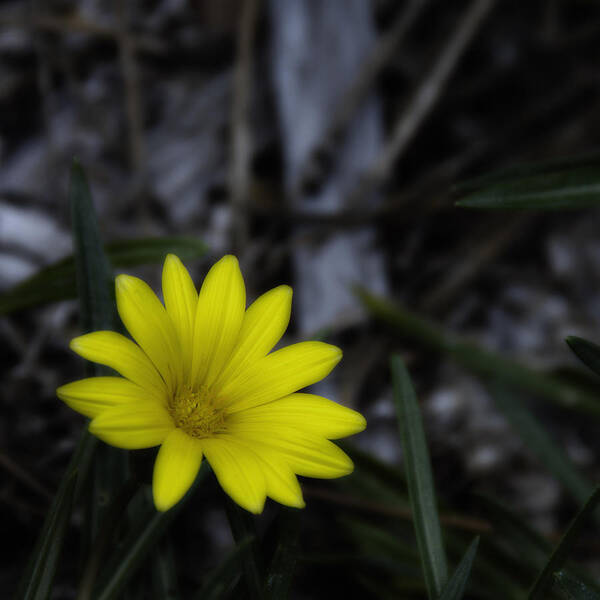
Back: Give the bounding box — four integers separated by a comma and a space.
230, 0, 261, 257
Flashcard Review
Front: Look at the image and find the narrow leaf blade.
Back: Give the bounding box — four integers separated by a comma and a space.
491, 385, 593, 506
95, 465, 208, 600
195, 537, 254, 600
264, 511, 301, 600
438, 537, 479, 600
456, 167, 600, 210
356, 289, 600, 417
554, 570, 600, 600
18, 472, 77, 600
0, 237, 207, 315
390, 355, 448, 599
224, 499, 264, 600
70, 161, 115, 333
529, 486, 600, 600
566, 336, 600, 379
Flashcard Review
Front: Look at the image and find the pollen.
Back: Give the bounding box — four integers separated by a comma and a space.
169, 384, 226, 438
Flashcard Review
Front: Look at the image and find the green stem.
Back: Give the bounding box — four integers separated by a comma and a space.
76, 478, 139, 600
224, 498, 264, 600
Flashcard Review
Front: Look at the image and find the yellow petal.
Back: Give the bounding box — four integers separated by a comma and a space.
116, 274, 182, 391
89, 402, 173, 449
228, 393, 366, 439
191, 256, 246, 387
162, 254, 197, 376
201, 436, 266, 513
70, 331, 167, 398
240, 442, 305, 508
214, 285, 292, 389
153, 428, 203, 511
230, 426, 354, 479
261, 459, 305, 509
220, 342, 342, 413
57, 376, 161, 418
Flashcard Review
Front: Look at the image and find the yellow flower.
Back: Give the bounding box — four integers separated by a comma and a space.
57, 255, 366, 513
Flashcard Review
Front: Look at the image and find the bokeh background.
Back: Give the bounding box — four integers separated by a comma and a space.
3, 0, 600, 597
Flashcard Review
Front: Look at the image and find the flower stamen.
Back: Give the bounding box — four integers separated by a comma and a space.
169, 384, 226, 438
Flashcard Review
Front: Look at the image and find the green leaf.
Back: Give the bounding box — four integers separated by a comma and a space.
438, 537, 479, 600
151, 539, 180, 600
195, 537, 254, 600
390, 355, 448, 599
17, 471, 77, 600
475, 494, 551, 562
76, 479, 139, 600
456, 166, 600, 210
454, 152, 600, 194
566, 336, 600, 379
95, 464, 208, 600
103, 236, 207, 267
528, 486, 600, 600
0, 236, 207, 316
491, 385, 593, 506
356, 289, 600, 417
554, 570, 600, 600
264, 510, 301, 600
70, 161, 131, 573
70, 161, 116, 333
224, 499, 264, 600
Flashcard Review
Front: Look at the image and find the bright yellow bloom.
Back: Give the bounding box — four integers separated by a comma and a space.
57, 255, 366, 513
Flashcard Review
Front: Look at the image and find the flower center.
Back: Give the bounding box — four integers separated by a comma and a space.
169, 384, 226, 438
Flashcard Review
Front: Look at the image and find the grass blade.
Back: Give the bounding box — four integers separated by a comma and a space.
438, 537, 479, 600
70, 161, 115, 333
224, 500, 264, 600
152, 539, 180, 600
17, 471, 77, 600
529, 486, 600, 600
264, 510, 301, 600
491, 385, 593, 506
566, 336, 600, 379
0, 236, 207, 316
454, 152, 600, 194
456, 166, 600, 210
195, 537, 254, 600
554, 570, 600, 600
356, 289, 600, 416
390, 355, 448, 599
70, 162, 130, 572
95, 465, 209, 600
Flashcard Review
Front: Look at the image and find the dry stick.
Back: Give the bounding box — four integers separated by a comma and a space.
117, 1, 145, 178
422, 215, 532, 314
230, 0, 261, 257
0, 452, 53, 501
297, 0, 429, 192
0, 14, 166, 54
303, 485, 492, 535
352, 0, 497, 204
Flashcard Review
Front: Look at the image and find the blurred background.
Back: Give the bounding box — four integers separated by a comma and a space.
3, 0, 600, 597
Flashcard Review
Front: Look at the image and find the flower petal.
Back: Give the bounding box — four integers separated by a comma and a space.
153, 428, 203, 511
89, 402, 173, 449
116, 274, 182, 391
191, 255, 246, 387
201, 435, 266, 513
57, 376, 161, 418
214, 285, 292, 389
220, 342, 342, 413
229, 426, 354, 479
237, 441, 305, 508
162, 254, 197, 377
70, 331, 167, 397
228, 393, 366, 439
261, 459, 305, 509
